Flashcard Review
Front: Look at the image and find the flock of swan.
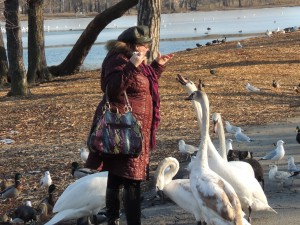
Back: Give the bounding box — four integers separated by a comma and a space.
155, 74, 277, 225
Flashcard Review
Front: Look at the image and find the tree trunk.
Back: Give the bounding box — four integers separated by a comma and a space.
48, 0, 139, 76
138, 0, 161, 62
27, 0, 52, 85
0, 26, 9, 86
4, 0, 29, 96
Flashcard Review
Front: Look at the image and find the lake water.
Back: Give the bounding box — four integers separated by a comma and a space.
3, 6, 300, 70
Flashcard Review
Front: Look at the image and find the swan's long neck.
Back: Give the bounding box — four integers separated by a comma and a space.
216, 115, 227, 160
155, 158, 179, 190
195, 92, 209, 168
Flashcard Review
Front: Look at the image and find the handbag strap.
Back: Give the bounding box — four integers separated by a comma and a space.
105, 86, 132, 112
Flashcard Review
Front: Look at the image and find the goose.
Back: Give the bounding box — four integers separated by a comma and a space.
259, 140, 285, 165
177, 74, 276, 221
245, 83, 260, 92
234, 127, 254, 143
0, 173, 22, 199
44, 171, 108, 225
155, 157, 205, 225
296, 126, 300, 144
212, 112, 254, 178
225, 121, 243, 134
187, 90, 245, 225
40, 171, 52, 188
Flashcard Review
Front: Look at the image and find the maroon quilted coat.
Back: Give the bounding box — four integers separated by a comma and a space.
85, 40, 165, 180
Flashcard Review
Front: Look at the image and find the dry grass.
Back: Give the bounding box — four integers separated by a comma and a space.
0, 30, 300, 222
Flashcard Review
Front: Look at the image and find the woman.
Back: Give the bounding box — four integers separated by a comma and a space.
85, 25, 174, 225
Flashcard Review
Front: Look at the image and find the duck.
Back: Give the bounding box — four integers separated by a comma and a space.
296, 126, 300, 144
0, 173, 22, 199
187, 90, 245, 225
225, 121, 243, 134
44, 171, 108, 225
259, 140, 285, 165
235, 127, 254, 143
177, 74, 276, 222
155, 157, 205, 225
40, 171, 52, 188
272, 80, 280, 88
0, 176, 13, 191
197, 79, 205, 91
71, 161, 97, 179
245, 83, 260, 92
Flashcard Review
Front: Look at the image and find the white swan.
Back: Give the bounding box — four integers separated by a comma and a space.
44, 171, 108, 225
154, 157, 204, 225
212, 112, 254, 178
188, 90, 245, 225
177, 74, 276, 221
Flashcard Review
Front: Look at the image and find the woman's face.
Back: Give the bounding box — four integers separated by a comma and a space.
136, 42, 151, 56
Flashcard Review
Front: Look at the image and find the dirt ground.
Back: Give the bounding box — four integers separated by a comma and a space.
1, 30, 300, 223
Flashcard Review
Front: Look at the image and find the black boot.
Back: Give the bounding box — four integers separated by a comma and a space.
106, 188, 121, 225
123, 185, 141, 225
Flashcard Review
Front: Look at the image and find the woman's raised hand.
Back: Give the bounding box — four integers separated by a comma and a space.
155, 52, 174, 66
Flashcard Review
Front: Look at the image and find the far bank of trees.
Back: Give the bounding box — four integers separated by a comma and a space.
0, 0, 298, 16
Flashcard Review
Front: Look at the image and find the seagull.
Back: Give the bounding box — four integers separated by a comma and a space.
225, 121, 243, 134
268, 164, 291, 191
178, 140, 199, 160
246, 83, 260, 92
259, 140, 285, 164
80, 148, 89, 162
234, 127, 254, 143
272, 80, 280, 88
286, 156, 300, 172
236, 41, 243, 48
40, 171, 52, 188
265, 29, 272, 37
226, 138, 233, 152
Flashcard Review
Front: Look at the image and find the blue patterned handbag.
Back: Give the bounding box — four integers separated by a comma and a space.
88, 89, 143, 158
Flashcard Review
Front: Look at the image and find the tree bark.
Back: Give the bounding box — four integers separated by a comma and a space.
48, 0, 139, 76
138, 0, 161, 62
27, 0, 52, 85
4, 0, 29, 96
0, 26, 9, 86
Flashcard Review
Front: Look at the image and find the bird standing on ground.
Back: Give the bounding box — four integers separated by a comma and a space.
226, 138, 233, 152
0, 173, 22, 199
259, 140, 285, 164
225, 121, 243, 134
235, 127, 254, 143
287, 156, 300, 172
197, 79, 205, 91
246, 83, 260, 92
11, 201, 37, 224
268, 164, 291, 191
40, 171, 52, 189
71, 161, 96, 179
296, 126, 300, 144
237, 41, 243, 48
178, 140, 199, 160
80, 148, 89, 162
272, 80, 280, 88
